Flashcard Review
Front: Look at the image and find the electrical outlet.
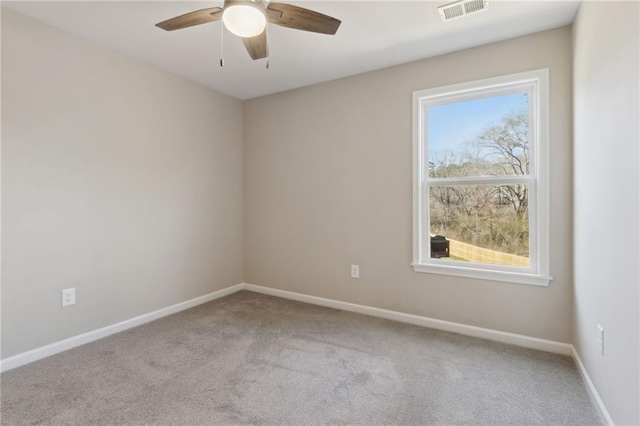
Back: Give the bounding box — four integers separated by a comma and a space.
62, 288, 76, 307
597, 324, 604, 356
350, 265, 360, 279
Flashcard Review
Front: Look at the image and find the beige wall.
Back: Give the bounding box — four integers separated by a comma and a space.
244, 27, 574, 342
5, 5, 639, 420
573, 2, 640, 424
1, 9, 244, 358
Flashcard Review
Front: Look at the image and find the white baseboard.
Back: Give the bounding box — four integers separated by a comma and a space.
242, 283, 573, 356
571, 346, 615, 426
0, 283, 244, 373
0, 282, 574, 374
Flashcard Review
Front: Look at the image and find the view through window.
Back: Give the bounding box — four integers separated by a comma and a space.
413, 70, 550, 285
428, 93, 530, 267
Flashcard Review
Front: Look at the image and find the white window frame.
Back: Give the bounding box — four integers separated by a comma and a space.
412, 69, 551, 286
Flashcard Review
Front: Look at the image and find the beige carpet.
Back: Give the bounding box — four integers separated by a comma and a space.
1, 291, 600, 425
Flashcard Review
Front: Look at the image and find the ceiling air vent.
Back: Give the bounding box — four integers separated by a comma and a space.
438, 0, 488, 22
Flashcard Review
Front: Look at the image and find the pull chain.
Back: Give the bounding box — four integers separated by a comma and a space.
265, 24, 270, 69
219, 23, 225, 68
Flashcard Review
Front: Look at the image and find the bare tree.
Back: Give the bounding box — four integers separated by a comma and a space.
474, 109, 529, 217
428, 106, 530, 256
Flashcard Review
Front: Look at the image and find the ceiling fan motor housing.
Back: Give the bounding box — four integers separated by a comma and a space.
224, 0, 266, 13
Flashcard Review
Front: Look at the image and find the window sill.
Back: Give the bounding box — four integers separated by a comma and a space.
411, 263, 552, 286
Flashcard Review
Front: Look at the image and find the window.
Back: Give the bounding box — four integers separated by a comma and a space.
412, 69, 551, 286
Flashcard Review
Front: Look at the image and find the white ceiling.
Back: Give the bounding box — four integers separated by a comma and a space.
4, 1, 580, 100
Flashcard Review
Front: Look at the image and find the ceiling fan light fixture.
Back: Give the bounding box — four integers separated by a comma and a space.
223, 4, 267, 38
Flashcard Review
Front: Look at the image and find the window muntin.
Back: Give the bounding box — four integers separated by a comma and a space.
412, 70, 550, 286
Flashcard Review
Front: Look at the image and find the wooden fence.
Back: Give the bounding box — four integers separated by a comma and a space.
436, 236, 530, 267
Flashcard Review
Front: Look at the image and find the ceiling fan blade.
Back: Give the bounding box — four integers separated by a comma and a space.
242, 30, 268, 60
156, 7, 223, 31
266, 3, 341, 35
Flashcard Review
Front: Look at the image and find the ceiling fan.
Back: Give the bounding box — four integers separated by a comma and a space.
156, 0, 341, 64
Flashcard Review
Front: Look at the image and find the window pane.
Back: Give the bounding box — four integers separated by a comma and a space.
429, 184, 530, 267
427, 93, 530, 178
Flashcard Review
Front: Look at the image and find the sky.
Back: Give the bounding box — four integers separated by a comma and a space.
427, 92, 527, 161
